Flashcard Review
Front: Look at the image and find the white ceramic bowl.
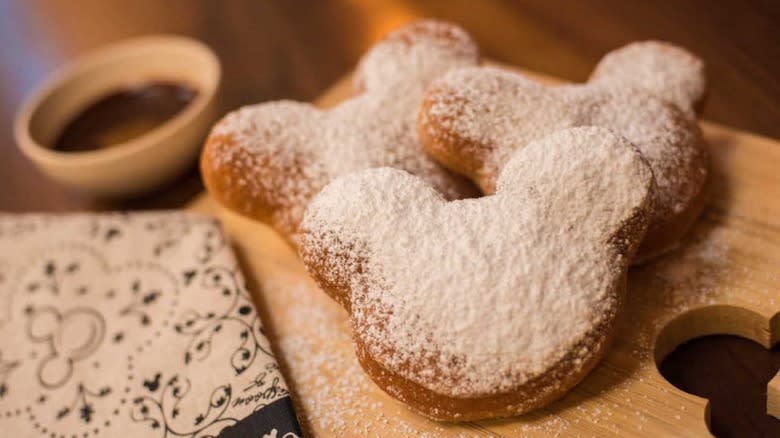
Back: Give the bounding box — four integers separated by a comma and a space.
14, 35, 221, 198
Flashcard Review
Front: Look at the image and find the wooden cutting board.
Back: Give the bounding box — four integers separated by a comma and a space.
188, 66, 780, 437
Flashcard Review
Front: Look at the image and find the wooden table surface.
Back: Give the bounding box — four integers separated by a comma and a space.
1, 1, 778, 436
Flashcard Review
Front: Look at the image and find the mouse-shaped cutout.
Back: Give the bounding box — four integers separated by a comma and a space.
299, 126, 654, 421
201, 20, 480, 246
656, 305, 780, 437
418, 41, 708, 261
661, 335, 780, 437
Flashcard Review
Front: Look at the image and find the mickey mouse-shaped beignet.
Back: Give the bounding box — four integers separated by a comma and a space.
418, 41, 708, 261
300, 127, 655, 421
200, 20, 479, 245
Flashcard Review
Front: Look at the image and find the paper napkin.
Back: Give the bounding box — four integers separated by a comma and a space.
0, 212, 301, 438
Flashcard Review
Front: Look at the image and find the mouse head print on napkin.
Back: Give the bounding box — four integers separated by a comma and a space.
201, 20, 480, 245
299, 127, 654, 420
418, 41, 708, 260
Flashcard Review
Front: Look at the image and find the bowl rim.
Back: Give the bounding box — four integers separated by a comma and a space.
13, 35, 221, 169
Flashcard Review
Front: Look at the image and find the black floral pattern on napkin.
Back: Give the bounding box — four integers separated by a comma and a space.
0, 212, 300, 438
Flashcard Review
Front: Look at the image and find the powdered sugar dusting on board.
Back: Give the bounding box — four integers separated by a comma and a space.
203, 20, 479, 242
623, 227, 732, 357
268, 273, 505, 436
301, 127, 654, 403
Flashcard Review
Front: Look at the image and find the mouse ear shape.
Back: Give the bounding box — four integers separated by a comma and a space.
27, 307, 60, 341
200, 101, 323, 239
419, 66, 545, 193
39, 356, 73, 388
353, 20, 479, 94
300, 168, 445, 310
497, 127, 654, 253
589, 41, 706, 118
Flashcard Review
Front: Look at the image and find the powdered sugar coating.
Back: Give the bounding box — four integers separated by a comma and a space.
300, 127, 654, 413
590, 41, 706, 118
419, 54, 708, 256
201, 20, 479, 243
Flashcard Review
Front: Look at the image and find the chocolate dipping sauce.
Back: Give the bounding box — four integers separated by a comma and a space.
53, 81, 197, 152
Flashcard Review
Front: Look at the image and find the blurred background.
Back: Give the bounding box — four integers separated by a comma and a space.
1, 0, 778, 211
0, 2, 779, 437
